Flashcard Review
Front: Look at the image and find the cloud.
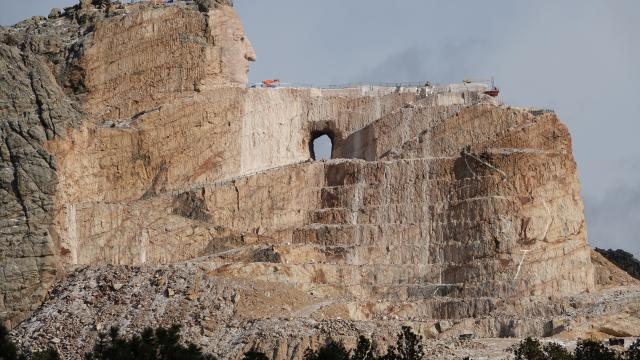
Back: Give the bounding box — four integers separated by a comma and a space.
355, 47, 429, 84
352, 38, 493, 86
584, 186, 640, 257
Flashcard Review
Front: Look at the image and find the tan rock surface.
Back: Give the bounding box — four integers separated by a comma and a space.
1, 1, 638, 358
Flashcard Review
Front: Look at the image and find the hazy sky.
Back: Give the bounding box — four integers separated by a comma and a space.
2, 1, 639, 256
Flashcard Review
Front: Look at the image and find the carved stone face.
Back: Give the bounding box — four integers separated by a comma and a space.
208, 6, 256, 86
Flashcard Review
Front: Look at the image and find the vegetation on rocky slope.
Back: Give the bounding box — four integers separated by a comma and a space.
303, 327, 424, 360
2, 325, 427, 360
1, 324, 59, 359
512, 336, 640, 360
5, 322, 640, 360
596, 248, 640, 280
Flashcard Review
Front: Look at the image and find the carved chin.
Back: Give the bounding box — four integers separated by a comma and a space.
231, 72, 247, 84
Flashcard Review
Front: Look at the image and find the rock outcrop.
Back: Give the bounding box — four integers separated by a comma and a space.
595, 248, 640, 280
1, 1, 638, 358
0, 5, 86, 327
1, 0, 255, 328
10, 264, 640, 358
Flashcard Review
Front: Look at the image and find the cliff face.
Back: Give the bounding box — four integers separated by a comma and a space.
1, 1, 637, 358
0, 6, 86, 327
0, 0, 251, 329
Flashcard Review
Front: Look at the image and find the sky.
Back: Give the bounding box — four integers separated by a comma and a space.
2, 1, 639, 256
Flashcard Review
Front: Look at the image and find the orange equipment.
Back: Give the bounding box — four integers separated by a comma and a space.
484, 77, 500, 97
262, 79, 280, 88
464, 77, 500, 97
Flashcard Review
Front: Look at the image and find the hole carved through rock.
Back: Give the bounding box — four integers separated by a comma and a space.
311, 133, 333, 161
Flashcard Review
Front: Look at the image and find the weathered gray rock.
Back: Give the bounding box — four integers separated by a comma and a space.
0, 13, 83, 328
195, 0, 234, 12
596, 248, 640, 280
48, 8, 62, 19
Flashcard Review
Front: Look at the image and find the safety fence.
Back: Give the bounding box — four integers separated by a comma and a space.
126, 0, 195, 4
286, 81, 433, 89
249, 81, 440, 90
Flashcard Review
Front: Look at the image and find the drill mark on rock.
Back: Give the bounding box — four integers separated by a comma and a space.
463, 154, 478, 178
132, 135, 151, 169
138, 228, 149, 264
232, 180, 240, 211
141, 163, 168, 200
514, 250, 531, 281
350, 183, 364, 225
66, 203, 78, 265
541, 200, 554, 241
463, 149, 508, 180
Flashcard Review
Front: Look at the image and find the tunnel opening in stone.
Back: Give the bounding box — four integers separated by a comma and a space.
310, 133, 333, 161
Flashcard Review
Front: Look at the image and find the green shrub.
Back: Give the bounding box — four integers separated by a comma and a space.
380, 326, 424, 360
351, 336, 376, 360
242, 349, 269, 360
542, 342, 574, 360
303, 339, 350, 360
32, 348, 61, 360
0, 324, 19, 360
0, 324, 60, 360
84, 325, 215, 360
628, 339, 640, 360
513, 337, 546, 360
574, 339, 620, 360
513, 337, 574, 360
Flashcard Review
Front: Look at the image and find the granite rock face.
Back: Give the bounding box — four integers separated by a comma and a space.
1, 1, 637, 358
0, 9, 86, 327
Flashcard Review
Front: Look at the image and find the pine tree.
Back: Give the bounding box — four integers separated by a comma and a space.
574, 339, 620, 360
628, 339, 640, 360
32, 348, 61, 360
382, 327, 424, 360
542, 342, 574, 360
242, 348, 269, 360
351, 336, 376, 360
513, 337, 545, 360
84, 324, 216, 360
0, 324, 19, 360
303, 339, 350, 360
0, 324, 60, 360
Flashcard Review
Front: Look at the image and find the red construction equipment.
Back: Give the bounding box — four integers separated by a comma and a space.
484, 87, 500, 97
484, 77, 500, 97
262, 79, 280, 88
463, 77, 500, 97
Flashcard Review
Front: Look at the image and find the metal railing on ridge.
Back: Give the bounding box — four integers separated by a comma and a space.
249, 81, 439, 90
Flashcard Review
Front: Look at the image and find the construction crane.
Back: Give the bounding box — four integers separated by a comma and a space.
463, 77, 500, 97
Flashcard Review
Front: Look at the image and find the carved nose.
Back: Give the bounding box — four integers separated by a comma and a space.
245, 39, 256, 62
